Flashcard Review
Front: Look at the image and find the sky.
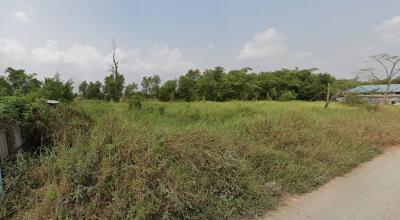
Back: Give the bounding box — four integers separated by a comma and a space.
1, 0, 400, 85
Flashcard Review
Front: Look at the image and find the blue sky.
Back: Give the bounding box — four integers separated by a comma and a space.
1, 0, 400, 84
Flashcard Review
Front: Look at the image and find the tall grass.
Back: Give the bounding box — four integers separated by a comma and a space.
2, 100, 400, 219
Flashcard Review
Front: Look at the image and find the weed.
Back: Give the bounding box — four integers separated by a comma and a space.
2, 100, 400, 219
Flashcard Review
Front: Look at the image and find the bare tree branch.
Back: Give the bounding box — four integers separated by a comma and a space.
359, 53, 400, 96
111, 39, 119, 78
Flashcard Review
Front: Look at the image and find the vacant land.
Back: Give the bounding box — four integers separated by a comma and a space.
2, 101, 400, 219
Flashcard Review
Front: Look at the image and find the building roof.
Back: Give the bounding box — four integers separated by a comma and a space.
350, 84, 400, 93
46, 100, 59, 104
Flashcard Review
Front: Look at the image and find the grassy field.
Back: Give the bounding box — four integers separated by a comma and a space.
2, 100, 400, 219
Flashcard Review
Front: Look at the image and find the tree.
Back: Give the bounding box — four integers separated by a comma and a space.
0, 77, 13, 97
158, 80, 177, 101
40, 74, 74, 102
4, 67, 41, 95
359, 53, 400, 95
197, 66, 230, 101
141, 75, 161, 99
103, 40, 125, 102
176, 69, 201, 101
79, 81, 88, 96
225, 69, 253, 100
124, 82, 138, 97
86, 81, 103, 99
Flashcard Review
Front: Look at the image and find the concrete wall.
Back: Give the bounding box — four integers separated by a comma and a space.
337, 95, 400, 105
0, 130, 9, 160
10, 127, 23, 153
0, 127, 23, 160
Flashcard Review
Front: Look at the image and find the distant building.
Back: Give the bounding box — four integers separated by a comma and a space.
337, 84, 400, 105
46, 100, 59, 105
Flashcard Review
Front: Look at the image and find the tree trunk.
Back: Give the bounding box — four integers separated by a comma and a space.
385, 82, 391, 104
324, 83, 331, 108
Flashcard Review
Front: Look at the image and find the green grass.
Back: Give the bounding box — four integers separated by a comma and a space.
2, 100, 400, 219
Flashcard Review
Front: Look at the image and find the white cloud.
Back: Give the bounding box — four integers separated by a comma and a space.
0, 38, 27, 61
0, 38, 195, 83
14, 10, 31, 23
239, 28, 287, 59
119, 44, 194, 76
377, 16, 400, 41
31, 41, 104, 66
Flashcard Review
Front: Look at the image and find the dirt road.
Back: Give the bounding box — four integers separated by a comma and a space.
263, 147, 400, 220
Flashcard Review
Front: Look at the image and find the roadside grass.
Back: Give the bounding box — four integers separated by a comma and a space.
2, 100, 400, 219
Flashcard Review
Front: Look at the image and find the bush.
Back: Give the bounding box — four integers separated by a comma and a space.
158, 106, 165, 115
128, 95, 142, 111
0, 96, 31, 129
343, 93, 367, 106
22, 104, 93, 152
279, 91, 297, 101
343, 93, 379, 111
40, 74, 74, 103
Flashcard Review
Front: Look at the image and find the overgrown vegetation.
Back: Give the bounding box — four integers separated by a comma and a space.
1, 51, 400, 218
78, 67, 362, 102
2, 100, 400, 219
0, 96, 31, 129
0, 68, 75, 102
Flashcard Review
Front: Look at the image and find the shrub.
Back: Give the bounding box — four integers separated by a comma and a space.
128, 95, 142, 111
0, 96, 31, 129
22, 104, 93, 152
343, 93, 367, 106
158, 106, 165, 115
40, 74, 74, 103
279, 91, 297, 101
343, 93, 379, 111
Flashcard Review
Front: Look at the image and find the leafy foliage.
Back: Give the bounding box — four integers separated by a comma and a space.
3, 68, 41, 96
103, 73, 125, 102
141, 75, 161, 99
128, 95, 142, 111
158, 80, 177, 101
0, 96, 31, 129
85, 81, 103, 99
279, 90, 297, 101
0, 77, 13, 97
124, 82, 138, 97
40, 74, 74, 102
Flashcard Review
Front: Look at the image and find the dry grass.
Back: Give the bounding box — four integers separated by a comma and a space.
2, 100, 400, 219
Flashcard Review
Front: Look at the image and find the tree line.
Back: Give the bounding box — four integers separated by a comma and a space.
80, 67, 363, 102
1, 48, 399, 103
1, 65, 362, 103
0, 67, 74, 102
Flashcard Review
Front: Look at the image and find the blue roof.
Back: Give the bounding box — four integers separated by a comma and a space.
350, 84, 400, 93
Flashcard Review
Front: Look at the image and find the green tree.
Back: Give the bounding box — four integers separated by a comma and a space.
141, 75, 161, 99
176, 69, 201, 101
4, 67, 41, 95
197, 67, 230, 101
40, 74, 74, 102
103, 73, 124, 101
124, 82, 138, 97
0, 77, 13, 97
79, 81, 88, 97
86, 81, 103, 99
158, 80, 177, 101
103, 40, 125, 102
225, 69, 254, 100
